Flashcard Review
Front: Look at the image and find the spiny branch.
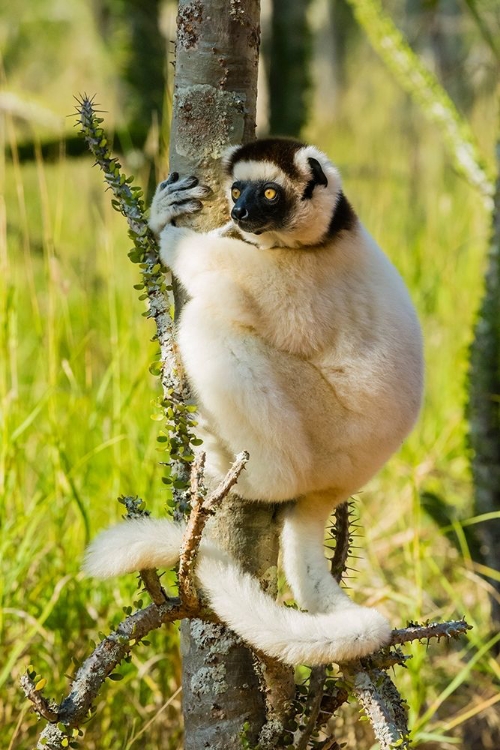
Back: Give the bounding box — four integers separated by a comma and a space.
118, 495, 169, 605
390, 618, 472, 647
329, 501, 354, 583
297, 502, 354, 747
294, 669, 348, 750
332, 619, 472, 749
23, 598, 186, 749
75, 94, 195, 515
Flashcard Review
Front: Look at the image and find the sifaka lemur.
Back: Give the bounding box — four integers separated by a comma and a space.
84, 138, 424, 665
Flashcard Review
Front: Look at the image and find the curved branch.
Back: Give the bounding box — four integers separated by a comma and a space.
23, 598, 187, 749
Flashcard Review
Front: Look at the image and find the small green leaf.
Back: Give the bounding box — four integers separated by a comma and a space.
149, 362, 163, 376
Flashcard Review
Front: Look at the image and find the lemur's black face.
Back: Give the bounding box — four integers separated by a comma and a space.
230, 181, 293, 235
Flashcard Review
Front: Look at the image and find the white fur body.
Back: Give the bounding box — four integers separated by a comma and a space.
85, 142, 423, 664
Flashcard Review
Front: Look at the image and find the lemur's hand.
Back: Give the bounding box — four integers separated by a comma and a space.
149, 173, 212, 235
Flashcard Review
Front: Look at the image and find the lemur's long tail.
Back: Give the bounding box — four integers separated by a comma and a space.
83, 517, 391, 665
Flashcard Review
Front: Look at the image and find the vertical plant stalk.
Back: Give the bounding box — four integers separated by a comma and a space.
468, 140, 500, 623
330, 501, 354, 583
345, 0, 494, 208
76, 95, 195, 514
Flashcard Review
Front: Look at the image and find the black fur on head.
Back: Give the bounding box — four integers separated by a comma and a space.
223, 138, 306, 180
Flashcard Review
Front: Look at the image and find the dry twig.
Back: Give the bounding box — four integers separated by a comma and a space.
19, 674, 59, 723
178, 451, 249, 609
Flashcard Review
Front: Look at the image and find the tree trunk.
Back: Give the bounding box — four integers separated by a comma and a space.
168, 2, 294, 746
468, 141, 500, 625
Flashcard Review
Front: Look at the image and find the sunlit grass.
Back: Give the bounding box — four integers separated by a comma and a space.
1, 48, 498, 749
1, 120, 182, 749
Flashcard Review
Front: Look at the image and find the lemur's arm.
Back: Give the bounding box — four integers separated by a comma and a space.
149, 174, 257, 302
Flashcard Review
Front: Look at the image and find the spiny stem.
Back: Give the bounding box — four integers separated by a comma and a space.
74, 94, 195, 514
329, 501, 354, 583
390, 618, 472, 646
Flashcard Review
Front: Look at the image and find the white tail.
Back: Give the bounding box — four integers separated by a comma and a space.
84, 517, 391, 665
83, 517, 185, 578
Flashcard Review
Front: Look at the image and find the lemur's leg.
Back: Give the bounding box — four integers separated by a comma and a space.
178, 300, 313, 500
281, 493, 356, 614
179, 289, 377, 505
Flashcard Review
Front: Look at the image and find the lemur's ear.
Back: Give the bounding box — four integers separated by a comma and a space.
308, 157, 328, 187
300, 157, 329, 200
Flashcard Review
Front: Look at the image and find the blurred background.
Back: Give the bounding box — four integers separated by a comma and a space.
1, 0, 499, 747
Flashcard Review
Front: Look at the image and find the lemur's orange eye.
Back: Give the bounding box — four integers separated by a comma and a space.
231, 187, 241, 201
264, 188, 277, 200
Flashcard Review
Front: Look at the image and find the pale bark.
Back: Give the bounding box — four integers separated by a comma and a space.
167, 2, 294, 746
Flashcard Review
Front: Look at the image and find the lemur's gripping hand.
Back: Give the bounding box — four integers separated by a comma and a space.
149, 173, 212, 235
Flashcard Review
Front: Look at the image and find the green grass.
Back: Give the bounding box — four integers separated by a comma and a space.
1, 46, 499, 750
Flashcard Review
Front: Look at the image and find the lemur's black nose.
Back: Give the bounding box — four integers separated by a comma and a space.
231, 205, 249, 221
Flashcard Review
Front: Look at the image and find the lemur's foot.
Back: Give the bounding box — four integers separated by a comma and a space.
149, 173, 212, 235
